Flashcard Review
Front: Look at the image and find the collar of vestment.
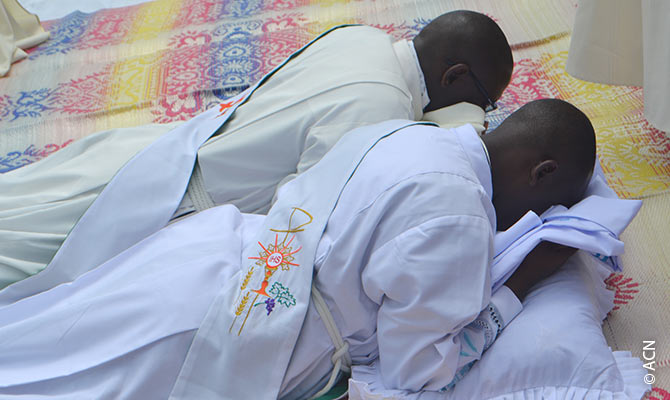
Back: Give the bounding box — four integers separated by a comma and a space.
422, 102, 486, 134
392, 39, 430, 119
453, 124, 494, 207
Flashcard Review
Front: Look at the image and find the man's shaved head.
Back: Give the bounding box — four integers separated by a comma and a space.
413, 10, 513, 112
482, 99, 596, 230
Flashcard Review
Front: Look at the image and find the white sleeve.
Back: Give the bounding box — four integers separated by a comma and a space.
348, 288, 522, 399
443, 285, 523, 389
362, 212, 494, 392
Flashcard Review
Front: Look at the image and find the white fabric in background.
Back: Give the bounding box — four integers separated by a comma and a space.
18, 0, 154, 21
0, 0, 49, 76
567, 0, 670, 132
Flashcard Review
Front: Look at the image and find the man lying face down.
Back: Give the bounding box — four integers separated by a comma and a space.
0, 99, 595, 399
484, 99, 596, 301
0, 10, 514, 288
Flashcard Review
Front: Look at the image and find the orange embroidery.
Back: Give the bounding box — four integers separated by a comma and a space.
216, 97, 244, 117
249, 234, 301, 297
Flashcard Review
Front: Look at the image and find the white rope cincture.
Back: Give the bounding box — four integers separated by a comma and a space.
308, 283, 351, 399
188, 161, 216, 212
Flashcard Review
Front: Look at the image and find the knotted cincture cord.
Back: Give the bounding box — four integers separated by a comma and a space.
309, 283, 352, 399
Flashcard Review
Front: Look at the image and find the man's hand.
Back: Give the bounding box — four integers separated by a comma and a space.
504, 241, 577, 301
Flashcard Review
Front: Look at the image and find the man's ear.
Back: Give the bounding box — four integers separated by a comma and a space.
530, 159, 558, 186
440, 63, 469, 87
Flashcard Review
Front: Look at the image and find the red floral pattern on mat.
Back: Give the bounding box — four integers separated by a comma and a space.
152, 93, 204, 123
84, 8, 135, 49
640, 119, 670, 177
604, 273, 640, 312
369, 23, 415, 40
257, 28, 307, 73
266, 0, 308, 11
0, 95, 11, 121
0, 139, 73, 172
168, 31, 213, 49
173, 1, 220, 28
163, 45, 208, 96
646, 387, 670, 400
485, 57, 555, 130
505, 58, 556, 102
262, 13, 305, 33
50, 71, 109, 115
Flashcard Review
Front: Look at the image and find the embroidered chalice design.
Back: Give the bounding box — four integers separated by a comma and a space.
229, 207, 312, 336
249, 234, 300, 297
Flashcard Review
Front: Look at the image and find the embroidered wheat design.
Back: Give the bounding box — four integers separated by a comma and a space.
235, 292, 249, 316
240, 267, 254, 291
229, 267, 256, 334
229, 292, 250, 333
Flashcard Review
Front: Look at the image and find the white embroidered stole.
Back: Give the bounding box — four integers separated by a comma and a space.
169, 120, 435, 400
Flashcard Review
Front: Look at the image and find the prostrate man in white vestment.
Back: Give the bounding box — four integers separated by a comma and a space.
0, 99, 597, 399
0, 10, 514, 288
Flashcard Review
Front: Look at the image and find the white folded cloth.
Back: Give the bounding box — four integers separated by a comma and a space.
0, 0, 49, 77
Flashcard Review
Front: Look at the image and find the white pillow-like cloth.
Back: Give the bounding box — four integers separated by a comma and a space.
349, 252, 650, 400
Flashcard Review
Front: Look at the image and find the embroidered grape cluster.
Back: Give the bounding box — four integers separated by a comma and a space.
265, 298, 275, 315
